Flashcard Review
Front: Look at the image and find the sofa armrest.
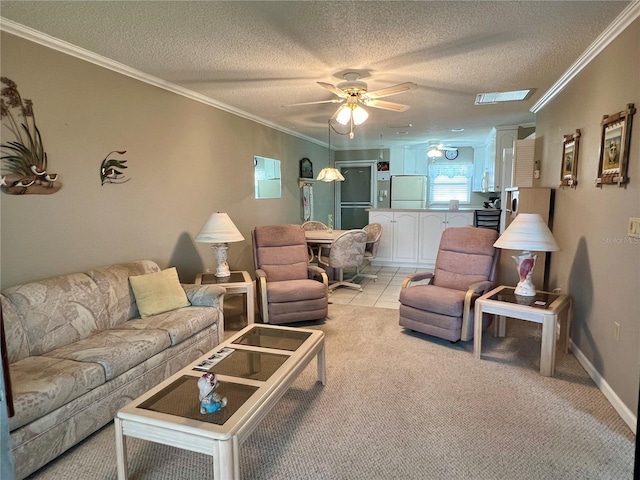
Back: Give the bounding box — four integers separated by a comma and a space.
460, 281, 493, 342
182, 284, 226, 308
307, 265, 329, 287
467, 280, 493, 295
402, 272, 434, 288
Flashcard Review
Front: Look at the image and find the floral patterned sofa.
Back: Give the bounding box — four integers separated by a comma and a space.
1, 260, 225, 479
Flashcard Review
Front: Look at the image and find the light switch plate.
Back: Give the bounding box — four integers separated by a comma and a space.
629, 217, 640, 238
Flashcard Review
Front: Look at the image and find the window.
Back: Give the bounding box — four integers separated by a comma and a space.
428, 162, 473, 204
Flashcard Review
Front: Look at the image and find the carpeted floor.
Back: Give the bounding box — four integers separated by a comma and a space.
27, 304, 634, 479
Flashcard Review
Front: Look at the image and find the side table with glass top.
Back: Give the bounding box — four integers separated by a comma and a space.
196, 271, 255, 326
474, 286, 572, 377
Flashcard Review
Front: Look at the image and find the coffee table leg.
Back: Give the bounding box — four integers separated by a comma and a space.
317, 343, 326, 385
114, 417, 129, 480
213, 437, 240, 480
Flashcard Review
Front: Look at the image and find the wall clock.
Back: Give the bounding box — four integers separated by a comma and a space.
445, 149, 459, 160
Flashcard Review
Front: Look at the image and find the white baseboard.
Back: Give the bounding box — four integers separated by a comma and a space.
570, 340, 637, 434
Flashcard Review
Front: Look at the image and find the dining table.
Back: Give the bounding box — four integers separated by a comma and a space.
303, 229, 349, 244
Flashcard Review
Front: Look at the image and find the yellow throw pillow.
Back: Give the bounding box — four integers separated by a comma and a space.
129, 267, 191, 318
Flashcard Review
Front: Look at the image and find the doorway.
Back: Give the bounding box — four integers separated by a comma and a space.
335, 161, 376, 229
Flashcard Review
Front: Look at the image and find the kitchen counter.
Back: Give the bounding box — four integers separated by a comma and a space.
368, 206, 493, 212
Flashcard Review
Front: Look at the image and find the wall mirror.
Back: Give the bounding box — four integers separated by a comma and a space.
254, 155, 281, 199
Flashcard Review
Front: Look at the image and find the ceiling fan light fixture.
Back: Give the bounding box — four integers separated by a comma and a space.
335, 105, 352, 125
427, 147, 443, 158
352, 105, 368, 125
335, 104, 368, 126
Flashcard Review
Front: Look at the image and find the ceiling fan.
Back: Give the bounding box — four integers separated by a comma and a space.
427, 142, 459, 160
285, 72, 416, 137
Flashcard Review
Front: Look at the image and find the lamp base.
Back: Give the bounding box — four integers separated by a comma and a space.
511, 251, 537, 297
212, 243, 231, 278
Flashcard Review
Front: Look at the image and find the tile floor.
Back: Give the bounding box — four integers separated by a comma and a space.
327, 265, 429, 310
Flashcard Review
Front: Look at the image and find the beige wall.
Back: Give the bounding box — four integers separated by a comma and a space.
0, 33, 332, 287
536, 19, 639, 415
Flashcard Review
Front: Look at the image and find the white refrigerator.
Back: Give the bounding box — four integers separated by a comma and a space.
390, 175, 428, 209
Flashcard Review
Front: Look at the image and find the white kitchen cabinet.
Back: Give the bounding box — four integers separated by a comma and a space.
389, 146, 405, 176
418, 211, 474, 265
369, 211, 393, 262
369, 211, 419, 264
473, 127, 518, 192
370, 210, 472, 267
402, 148, 428, 175
392, 211, 420, 263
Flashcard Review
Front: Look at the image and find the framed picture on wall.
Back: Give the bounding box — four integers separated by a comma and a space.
596, 103, 635, 187
299, 157, 313, 179
560, 129, 580, 188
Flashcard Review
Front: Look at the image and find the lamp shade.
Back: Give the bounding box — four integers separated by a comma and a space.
494, 213, 559, 252
316, 167, 345, 182
195, 213, 244, 243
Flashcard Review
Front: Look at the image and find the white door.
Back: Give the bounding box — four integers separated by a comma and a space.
335, 161, 376, 229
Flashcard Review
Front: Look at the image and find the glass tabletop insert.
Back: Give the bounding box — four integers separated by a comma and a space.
138, 375, 258, 425
201, 272, 245, 284
206, 349, 288, 381
232, 326, 312, 351
490, 287, 559, 309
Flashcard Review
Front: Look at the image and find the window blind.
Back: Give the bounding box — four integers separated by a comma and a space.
429, 163, 473, 204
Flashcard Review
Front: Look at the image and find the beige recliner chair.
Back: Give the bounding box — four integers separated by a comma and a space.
399, 226, 499, 342
252, 224, 329, 324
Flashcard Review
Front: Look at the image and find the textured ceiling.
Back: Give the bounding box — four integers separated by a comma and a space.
0, 1, 631, 150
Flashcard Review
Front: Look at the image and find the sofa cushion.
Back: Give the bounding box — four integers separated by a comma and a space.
1, 273, 109, 357
46, 328, 171, 380
86, 260, 160, 326
129, 267, 191, 317
266, 279, 327, 303
399, 284, 468, 317
8, 356, 106, 431
117, 306, 219, 345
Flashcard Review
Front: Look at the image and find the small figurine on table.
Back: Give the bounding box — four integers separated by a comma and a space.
197, 372, 228, 414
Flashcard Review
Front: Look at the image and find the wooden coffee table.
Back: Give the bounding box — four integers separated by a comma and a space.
115, 324, 325, 479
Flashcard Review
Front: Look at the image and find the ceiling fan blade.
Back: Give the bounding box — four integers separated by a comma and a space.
283, 99, 344, 107
318, 81, 348, 98
362, 99, 410, 112
362, 82, 417, 100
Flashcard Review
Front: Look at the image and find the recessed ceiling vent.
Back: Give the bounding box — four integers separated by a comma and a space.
475, 89, 533, 105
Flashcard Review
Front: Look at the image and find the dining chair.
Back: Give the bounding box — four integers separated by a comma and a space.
474, 209, 502, 232
353, 223, 383, 281
301, 220, 328, 263
318, 230, 368, 292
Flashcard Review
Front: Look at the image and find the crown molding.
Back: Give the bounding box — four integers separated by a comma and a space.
0, 17, 327, 148
531, 0, 640, 113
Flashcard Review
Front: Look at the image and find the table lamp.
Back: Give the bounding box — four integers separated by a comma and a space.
196, 213, 245, 277
493, 213, 559, 296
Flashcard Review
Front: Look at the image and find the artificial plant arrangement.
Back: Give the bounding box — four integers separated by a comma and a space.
1, 77, 61, 194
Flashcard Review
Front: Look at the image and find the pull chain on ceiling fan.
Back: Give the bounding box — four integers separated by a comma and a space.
285, 72, 416, 139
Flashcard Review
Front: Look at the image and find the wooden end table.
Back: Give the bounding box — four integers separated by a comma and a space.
474, 286, 572, 377
196, 271, 255, 326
